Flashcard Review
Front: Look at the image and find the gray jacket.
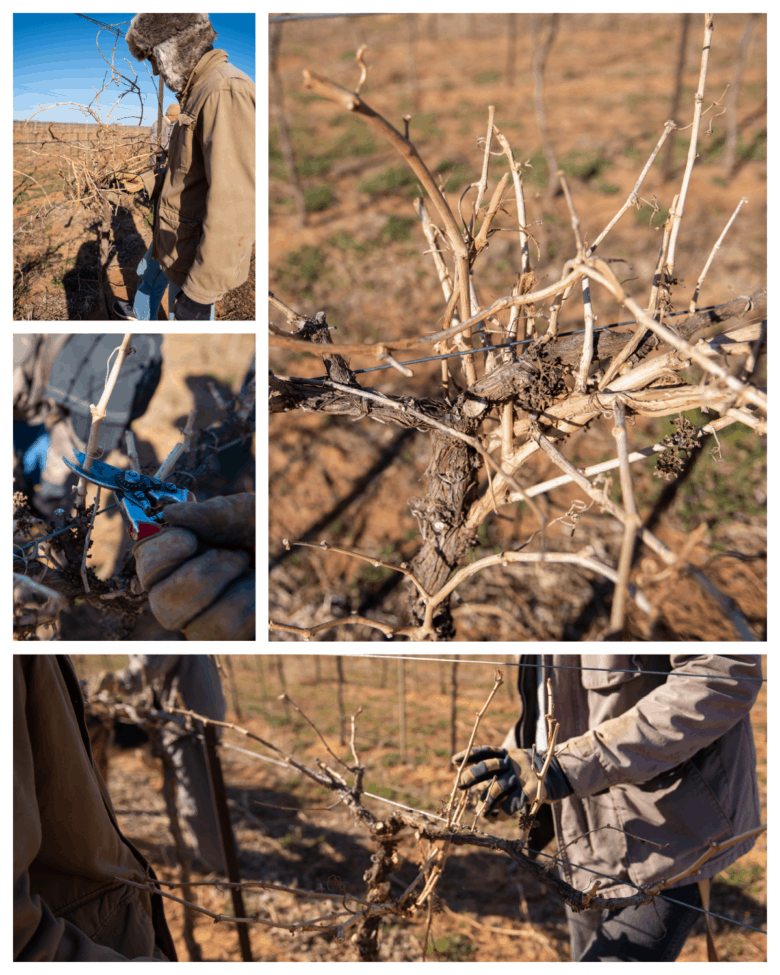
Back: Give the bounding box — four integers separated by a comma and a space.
505, 655, 762, 899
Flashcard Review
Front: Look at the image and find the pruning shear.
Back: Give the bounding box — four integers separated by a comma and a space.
62, 451, 190, 541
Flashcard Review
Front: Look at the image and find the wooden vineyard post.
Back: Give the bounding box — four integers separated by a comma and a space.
202, 723, 252, 961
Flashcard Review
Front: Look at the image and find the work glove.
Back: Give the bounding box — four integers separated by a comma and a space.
112, 170, 146, 192
452, 746, 573, 820
174, 291, 212, 321
133, 493, 255, 640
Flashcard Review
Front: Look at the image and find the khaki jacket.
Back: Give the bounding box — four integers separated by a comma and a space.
13, 656, 176, 961
506, 655, 762, 899
152, 49, 255, 305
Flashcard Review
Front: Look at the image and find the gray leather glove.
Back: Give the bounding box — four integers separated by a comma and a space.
133, 494, 255, 640
452, 745, 572, 820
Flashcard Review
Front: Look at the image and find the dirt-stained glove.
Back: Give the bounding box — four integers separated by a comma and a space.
133, 493, 255, 640
113, 170, 146, 192
174, 291, 212, 321
452, 746, 572, 820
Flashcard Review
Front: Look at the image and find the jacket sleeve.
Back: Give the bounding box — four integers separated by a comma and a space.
183, 83, 255, 304
554, 655, 762, 796
115, 655, 181, 694
13, 659, 165, 961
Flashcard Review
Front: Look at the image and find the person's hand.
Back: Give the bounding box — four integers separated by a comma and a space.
451, 746, 572, 820
112, 171, 145, 192
133, 494, 255, 640
174, 291, 211, 320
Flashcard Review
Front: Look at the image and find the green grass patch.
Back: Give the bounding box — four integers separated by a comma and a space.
425, 933, 476, 961
276, 245, 324, 293
327, 230, 367, 253
559, 147, 610, 181
524, 149, 550, 187
634, 204, 670, 228
366, 781, 400, 802
304, 185, 334, 213
359, 165, 420, 197
434, 158, 473, 192
380, 214, 415, 243
720, 862, 764, 896
738, 129, 767, 163
362, 544, 398, 583
296, 155, 331, 178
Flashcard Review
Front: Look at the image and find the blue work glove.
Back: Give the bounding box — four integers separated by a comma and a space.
452, 745, 573, 820
174, 291, 212, 321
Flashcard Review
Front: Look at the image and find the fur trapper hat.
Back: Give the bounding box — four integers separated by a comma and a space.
126, 14, 217, 93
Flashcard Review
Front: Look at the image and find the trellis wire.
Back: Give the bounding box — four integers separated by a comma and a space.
358, 655, 768, 683
269, 14, 379, 24
74, 12, 126, 37
211, 732, 766, 937
85, 657, 766, 943
14, 503, 120, 555
152, 725, 766, 938
296, 302, 744, 381
14, 135, 150, 147
14, 434, 253, 556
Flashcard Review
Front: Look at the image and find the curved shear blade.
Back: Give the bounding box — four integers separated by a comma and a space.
61, 452, 124, 491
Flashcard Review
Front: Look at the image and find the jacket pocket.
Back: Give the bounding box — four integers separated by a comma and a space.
169, 111, 196, 173
156, 205, 202, 273
611, 755, 732, 888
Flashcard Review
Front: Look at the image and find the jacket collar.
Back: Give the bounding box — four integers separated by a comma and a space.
180, 48, 229, 104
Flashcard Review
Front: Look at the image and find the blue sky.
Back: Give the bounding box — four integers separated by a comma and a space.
14, 13, 255, 125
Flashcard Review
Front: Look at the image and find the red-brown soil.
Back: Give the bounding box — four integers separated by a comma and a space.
13, 122, 255, 320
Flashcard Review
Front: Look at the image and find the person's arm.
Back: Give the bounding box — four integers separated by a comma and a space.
555, 655, 762, 796
114, 655, 182, 694
180, 84, 255, 305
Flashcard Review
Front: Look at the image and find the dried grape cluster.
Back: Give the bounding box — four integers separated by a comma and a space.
654, 415, 703, 481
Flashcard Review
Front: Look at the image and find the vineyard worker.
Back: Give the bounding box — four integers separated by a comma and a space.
14, 655, 176, 961
91, 656, 227, 873
454, 655, 762, 962
133, 494, 256, 641
112, 14, 255, 322
149, 102, 181, 168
